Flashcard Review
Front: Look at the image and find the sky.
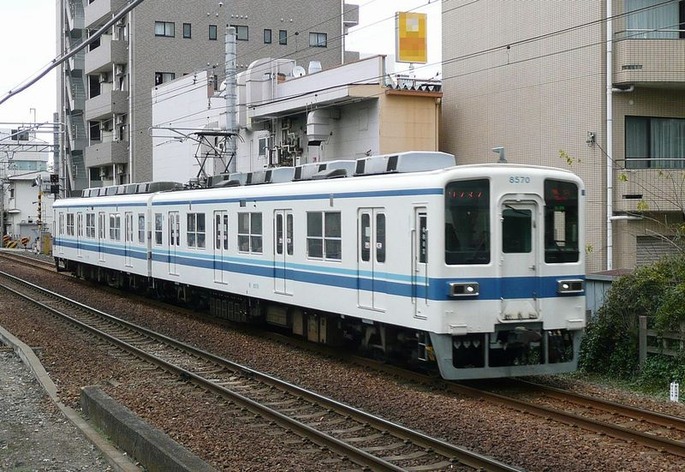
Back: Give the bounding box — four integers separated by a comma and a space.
0, 0, 441, 125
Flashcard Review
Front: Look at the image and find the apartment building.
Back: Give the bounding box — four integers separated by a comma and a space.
442, 0, 685, 272
57, 0, 359, 195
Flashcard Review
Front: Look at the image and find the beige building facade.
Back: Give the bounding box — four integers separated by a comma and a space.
442, 0, 685, 273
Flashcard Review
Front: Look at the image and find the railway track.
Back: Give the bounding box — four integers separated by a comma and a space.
0, 250, 55, 271
449, 379, 685, 458
0, 269, 520, 472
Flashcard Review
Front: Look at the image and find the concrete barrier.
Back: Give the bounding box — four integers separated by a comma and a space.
81, 386, 217, 472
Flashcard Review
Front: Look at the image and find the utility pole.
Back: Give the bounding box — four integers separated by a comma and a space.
225, 25, 237, 174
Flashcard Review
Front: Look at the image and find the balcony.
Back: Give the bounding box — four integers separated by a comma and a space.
85, 35, 127, 74
84, 0, 127, 29
613, 38, 685, 87
614, 160, 685, 213
65, 0, 84, 32
85, 89, 128, 121
84, 139, 128, 168
343, 3, 359, 28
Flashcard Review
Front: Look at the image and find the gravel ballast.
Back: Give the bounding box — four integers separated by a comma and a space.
1, 256, 685, 471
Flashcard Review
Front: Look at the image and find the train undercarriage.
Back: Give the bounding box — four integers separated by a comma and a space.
57, 259, 579, 379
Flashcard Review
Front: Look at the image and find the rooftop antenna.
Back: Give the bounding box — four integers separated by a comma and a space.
492, 146, 507, 163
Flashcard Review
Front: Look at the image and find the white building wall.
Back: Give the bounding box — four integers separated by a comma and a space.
151, 71, 225, 183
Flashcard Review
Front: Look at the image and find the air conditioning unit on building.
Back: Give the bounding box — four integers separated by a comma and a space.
100, 120, 113, 132
99, 72, 111, 83
114, 64, 125, 76
115, 114, 125, 125
115, 164, 125, 175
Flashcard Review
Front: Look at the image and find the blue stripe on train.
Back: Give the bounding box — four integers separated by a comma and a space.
54, 238, 583, 301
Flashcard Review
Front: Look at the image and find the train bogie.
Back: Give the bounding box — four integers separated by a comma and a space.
53, 154, 586, 380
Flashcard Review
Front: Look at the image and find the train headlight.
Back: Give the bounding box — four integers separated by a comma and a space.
557, 279, 584, 294
449, 282, 480, 298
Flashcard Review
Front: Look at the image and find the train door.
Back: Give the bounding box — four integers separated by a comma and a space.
500, 200, 540, 317
168, 211, 180, 275
98, 211, 106, 262
357, 208, 386, 311
412, 208, 429, 319
124, 212, 133, 267
273, 210, 294, 295
213, 210, 228, 283
76, 213, 83, 258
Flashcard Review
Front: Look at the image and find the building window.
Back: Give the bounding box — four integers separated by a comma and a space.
625, 0, 684, 39
231, 24, 248, 41
309, 32, 327, 48
264, 29, 272, 44
238, 212, 262, 253
625, 116, 685, 169
154, 72, 175, 86
187, 213, 206, 249
279, 30, 287, 45
209, 24, 218, 40
183, 23, 191, 39
154, 21, 175, 37
307, 212, 341, 260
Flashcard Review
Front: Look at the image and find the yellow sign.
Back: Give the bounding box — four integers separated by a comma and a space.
396, 12, 427, 64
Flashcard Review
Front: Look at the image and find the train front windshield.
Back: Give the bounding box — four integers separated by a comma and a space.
444, 178, 580, 265
444, 179, 490, 265
544, 179, 580, 263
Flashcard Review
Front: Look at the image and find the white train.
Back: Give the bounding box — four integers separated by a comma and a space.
53, 152, 586, 379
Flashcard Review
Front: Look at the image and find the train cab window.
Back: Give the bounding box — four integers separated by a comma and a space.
187, 213, 206, 249
238, 212, 262, 253
307, 211, 341, 260
444, 179, 490, 264
544, 179, 580, 263
86, 213, 96, 238
154, 213, 163, 245
502, 207, 532, 253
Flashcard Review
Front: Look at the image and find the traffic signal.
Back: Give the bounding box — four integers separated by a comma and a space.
50, 173, 59, 195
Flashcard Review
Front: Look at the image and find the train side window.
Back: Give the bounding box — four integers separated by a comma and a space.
307, 211, 341, 260
276, 214, 283, 255
215, 212, 229, 250
86, 213, 96, 238
77, 213, 84, 238
544, 179, 579, 263
98, 212, 106, 240
125, 212, 134, 243
187, 212, 206, 249
66, 213, 74, 236
238, 212, 262, 253
286, 213, 293, 255
58, 213, 65, 236
137, 214, 145, 243
376, 213, 386, 263
154, 213, 163, 245
109, 214, 121, 241
360, 213, 370, 262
